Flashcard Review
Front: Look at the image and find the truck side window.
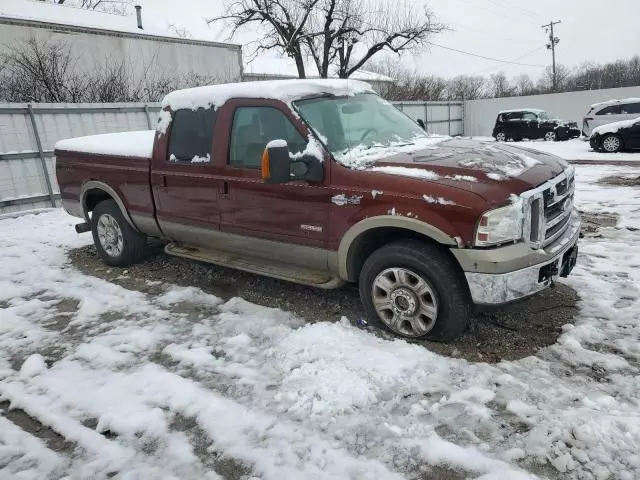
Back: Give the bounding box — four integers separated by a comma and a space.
229, 106, 306, 169
168, 108, 216, 163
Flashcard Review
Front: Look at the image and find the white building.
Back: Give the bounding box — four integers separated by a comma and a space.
0, 1, 243, 89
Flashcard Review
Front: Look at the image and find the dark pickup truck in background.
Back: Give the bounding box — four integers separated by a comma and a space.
55, 79, 580, 342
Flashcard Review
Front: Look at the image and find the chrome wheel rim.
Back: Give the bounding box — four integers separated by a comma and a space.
496, 132, 506, 142
96, 213, 124, 257
372, 267, 439, 337
544, 131, 556, 141
602, 135, 620, 152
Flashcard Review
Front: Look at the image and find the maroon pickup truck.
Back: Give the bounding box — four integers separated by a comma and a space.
55, 79, 580, 342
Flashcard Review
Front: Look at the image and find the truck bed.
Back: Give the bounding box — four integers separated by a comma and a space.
55, 131, 158, 233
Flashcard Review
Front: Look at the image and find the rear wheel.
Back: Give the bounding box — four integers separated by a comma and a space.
359, 240, 471, 342
91, 199, 147, 266
601, 133, 623, 153
544, 131, 557, 141
495, 131, 506, 142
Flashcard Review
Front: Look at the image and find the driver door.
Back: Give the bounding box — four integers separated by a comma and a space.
521, 111, 540, 139
216, 100, 332, 250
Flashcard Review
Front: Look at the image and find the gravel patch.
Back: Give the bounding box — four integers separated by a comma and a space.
68, 243, 580, 363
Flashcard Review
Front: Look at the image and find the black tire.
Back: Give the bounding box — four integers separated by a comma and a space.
495, 130, 506, 142
359, 240, 471, 342
91, 199, 147, 267
600, 133, 623, 153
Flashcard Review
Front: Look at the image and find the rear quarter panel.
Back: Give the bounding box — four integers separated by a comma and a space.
55, 151, 152, 227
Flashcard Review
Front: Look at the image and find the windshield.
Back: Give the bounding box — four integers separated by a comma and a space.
293, 93, 428, 164
537, 111, 551, 120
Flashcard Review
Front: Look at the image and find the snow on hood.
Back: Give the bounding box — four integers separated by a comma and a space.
458, 144, 541, 178
592, 116, 640, 136
335, 136, 450, 169
161, 79, 374, 111
55, 131, 155, 158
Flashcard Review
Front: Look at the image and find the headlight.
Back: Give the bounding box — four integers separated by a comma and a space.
475, 199, 525, 246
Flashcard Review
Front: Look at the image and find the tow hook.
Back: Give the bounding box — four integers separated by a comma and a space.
75, 222, 91, 234
538, 261, 559, 284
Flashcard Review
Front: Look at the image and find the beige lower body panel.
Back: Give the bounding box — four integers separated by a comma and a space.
165, 243, 343, 289
159, 222, 342, 289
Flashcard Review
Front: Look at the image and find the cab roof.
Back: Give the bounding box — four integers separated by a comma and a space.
161, 79, 375, 111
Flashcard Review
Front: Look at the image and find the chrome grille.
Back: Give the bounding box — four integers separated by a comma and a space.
525, 168, 575, 249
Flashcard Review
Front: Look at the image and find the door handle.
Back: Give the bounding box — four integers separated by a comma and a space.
219, 181, 229, 198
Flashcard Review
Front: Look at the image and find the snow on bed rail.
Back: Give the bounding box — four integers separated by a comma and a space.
592, 116, 640, 136
55, 131, 155, 158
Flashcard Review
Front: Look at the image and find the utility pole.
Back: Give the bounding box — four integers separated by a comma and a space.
542, 20, 561, 91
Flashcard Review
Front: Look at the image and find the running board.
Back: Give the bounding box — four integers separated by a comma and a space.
164, 243, 343, 289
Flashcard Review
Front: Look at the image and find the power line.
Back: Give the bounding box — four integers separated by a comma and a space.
485, 0, 547, 21
443, 19, 539, 45
428, 42, 547, 67
467, 45, 547, 75
452, 0, 541, 32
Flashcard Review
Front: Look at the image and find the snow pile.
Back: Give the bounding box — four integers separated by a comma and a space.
2, 167, 640, 479
591, 116, 640, 136
55, 131, 155, 158
162, 79, 374, 111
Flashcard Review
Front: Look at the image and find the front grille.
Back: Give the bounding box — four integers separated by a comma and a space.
526, 168, 575, 249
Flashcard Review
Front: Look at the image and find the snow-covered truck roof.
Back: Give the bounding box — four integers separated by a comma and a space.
588, 98, 640, 110
161, 79, 375, 111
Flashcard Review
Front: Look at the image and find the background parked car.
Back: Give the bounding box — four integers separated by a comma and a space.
582, 98, 640, 137
492, 109, 581, 142
589, 116, 640, 152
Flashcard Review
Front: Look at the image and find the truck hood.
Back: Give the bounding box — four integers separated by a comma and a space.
371, 138, 568, 203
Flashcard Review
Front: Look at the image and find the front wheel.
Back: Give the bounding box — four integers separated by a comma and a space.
359, 240, 471, 342
601, 133, 623, 153
91, 199, 147, 266
544, 131, 557, 141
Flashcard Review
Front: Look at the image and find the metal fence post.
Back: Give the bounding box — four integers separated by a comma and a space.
143, 104, 153, 129
461, 94, 466, 136
447, 103, 451, 136
27, 104, 56, 207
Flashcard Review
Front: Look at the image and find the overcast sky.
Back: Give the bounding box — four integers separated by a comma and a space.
137, 0, 640, 80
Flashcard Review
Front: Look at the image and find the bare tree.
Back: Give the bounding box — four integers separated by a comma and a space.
0, 37, 87, 102
488, 72, 515, 98
513, 73, 535, 96
303, 0, 445, 78
208, 0, 444, 79
168, 23, 193, 39
368, 59, 447, 100
446, 75, 485, 100
207, 0, 320, 78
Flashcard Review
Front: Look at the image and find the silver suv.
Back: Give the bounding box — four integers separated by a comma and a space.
583, 98, 640, 137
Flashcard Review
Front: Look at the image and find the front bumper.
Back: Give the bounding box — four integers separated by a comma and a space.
456, 211, 581, 305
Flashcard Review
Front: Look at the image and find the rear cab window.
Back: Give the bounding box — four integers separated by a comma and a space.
168, 108, 216, 164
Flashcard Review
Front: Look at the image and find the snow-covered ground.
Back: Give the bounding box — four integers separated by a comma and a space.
1, 165, 640, 479
472, 137, 640, 162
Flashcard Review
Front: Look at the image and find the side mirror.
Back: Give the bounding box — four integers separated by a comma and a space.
261, 140, 324, 184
